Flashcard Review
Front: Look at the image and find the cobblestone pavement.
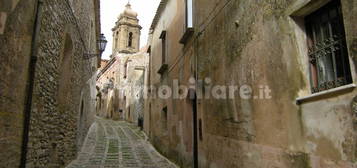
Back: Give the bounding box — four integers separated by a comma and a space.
66, 117, 178, 168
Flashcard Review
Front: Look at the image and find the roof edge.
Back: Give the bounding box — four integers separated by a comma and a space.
149, 0, 168, 30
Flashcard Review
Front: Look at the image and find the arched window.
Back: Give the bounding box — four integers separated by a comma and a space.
124, 62, 128, 79
128, 32, 133, 47
124, 60, 131, 79
115, 31, 119, 49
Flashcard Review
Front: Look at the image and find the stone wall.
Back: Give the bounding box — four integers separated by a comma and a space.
0, 0, 37, 167
0, 0, 100, 167
146, 0, 357, 167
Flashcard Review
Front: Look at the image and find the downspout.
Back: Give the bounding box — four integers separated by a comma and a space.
20, 0, 43, 167
193, 15, 202, 168
193, 32, 202, 168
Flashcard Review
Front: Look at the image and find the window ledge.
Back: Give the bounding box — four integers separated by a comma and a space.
157, 64, 168, 75
159, 30, 167, 39
179, 28, 194, 44
296, 84, 356, 104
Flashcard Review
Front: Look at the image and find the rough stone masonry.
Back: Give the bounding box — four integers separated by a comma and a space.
0, 0, 100, 167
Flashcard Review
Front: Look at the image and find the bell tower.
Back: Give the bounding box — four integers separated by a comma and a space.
112, 3, 142, 54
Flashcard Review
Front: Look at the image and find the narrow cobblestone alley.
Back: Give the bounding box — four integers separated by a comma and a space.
66, 118, 178, 168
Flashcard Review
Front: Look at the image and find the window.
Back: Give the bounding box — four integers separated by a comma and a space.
199, 119, 203, 141
305, 0, 352, 93
115, 31, 119, 49
115, 38, 118, 49
147, 45, 151, 57
162, 37, 166, 63
128, 32, 133, 47
124, 63, 128, 79
160, 31, 167, 64
80, 100, 84, 118
147, 46, 152, 83
185, 0, 193, 28
180, 0, 194, 44
124, 60, 131, 79
158, 31, 169, 75
162, 106, 168, 130
99, 96, 102, 109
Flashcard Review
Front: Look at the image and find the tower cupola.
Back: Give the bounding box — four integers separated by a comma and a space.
112, 2, 142, 54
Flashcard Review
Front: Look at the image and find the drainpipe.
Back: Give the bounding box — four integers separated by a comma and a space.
193, 27, 202, 168
20, 0, 43, 167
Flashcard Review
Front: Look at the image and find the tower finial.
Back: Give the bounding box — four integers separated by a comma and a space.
126, 0, 131, 8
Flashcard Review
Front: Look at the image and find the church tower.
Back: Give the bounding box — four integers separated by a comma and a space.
112, 3, 142, 54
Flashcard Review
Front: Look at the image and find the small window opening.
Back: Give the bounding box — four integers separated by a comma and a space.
128, 32, 133, 47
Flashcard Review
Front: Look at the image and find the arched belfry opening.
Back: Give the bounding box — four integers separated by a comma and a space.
128, 32, 133, 47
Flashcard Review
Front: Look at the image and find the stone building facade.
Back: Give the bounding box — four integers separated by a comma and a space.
0, 0, 101, 167
96, 3, 148, 124
145, 0, 357, 167
118, 51, 148, 123
97, 57, 120, 119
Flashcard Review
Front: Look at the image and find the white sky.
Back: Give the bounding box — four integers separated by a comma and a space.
100, 0, 161, 59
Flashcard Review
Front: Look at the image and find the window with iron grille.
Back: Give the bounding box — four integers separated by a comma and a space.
305, 0, 352, 93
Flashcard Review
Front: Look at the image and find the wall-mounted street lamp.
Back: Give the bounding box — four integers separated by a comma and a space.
84, 33, 108, 59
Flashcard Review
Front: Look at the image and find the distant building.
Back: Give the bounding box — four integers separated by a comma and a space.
96, 3, 148, 124
99, 59, 109, 71
112, 3, 142, 54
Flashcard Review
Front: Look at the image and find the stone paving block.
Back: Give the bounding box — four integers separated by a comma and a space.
66, 118, 178, 168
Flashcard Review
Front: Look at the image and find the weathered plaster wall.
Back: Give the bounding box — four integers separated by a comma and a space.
146, 0, 196, 167
194, 0, 357, 167
147, 0, 357, 167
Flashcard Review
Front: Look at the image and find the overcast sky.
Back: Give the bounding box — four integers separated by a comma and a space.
100, 0, 161, 59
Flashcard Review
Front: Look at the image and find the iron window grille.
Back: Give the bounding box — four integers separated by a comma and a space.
305, 0, 352, 93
